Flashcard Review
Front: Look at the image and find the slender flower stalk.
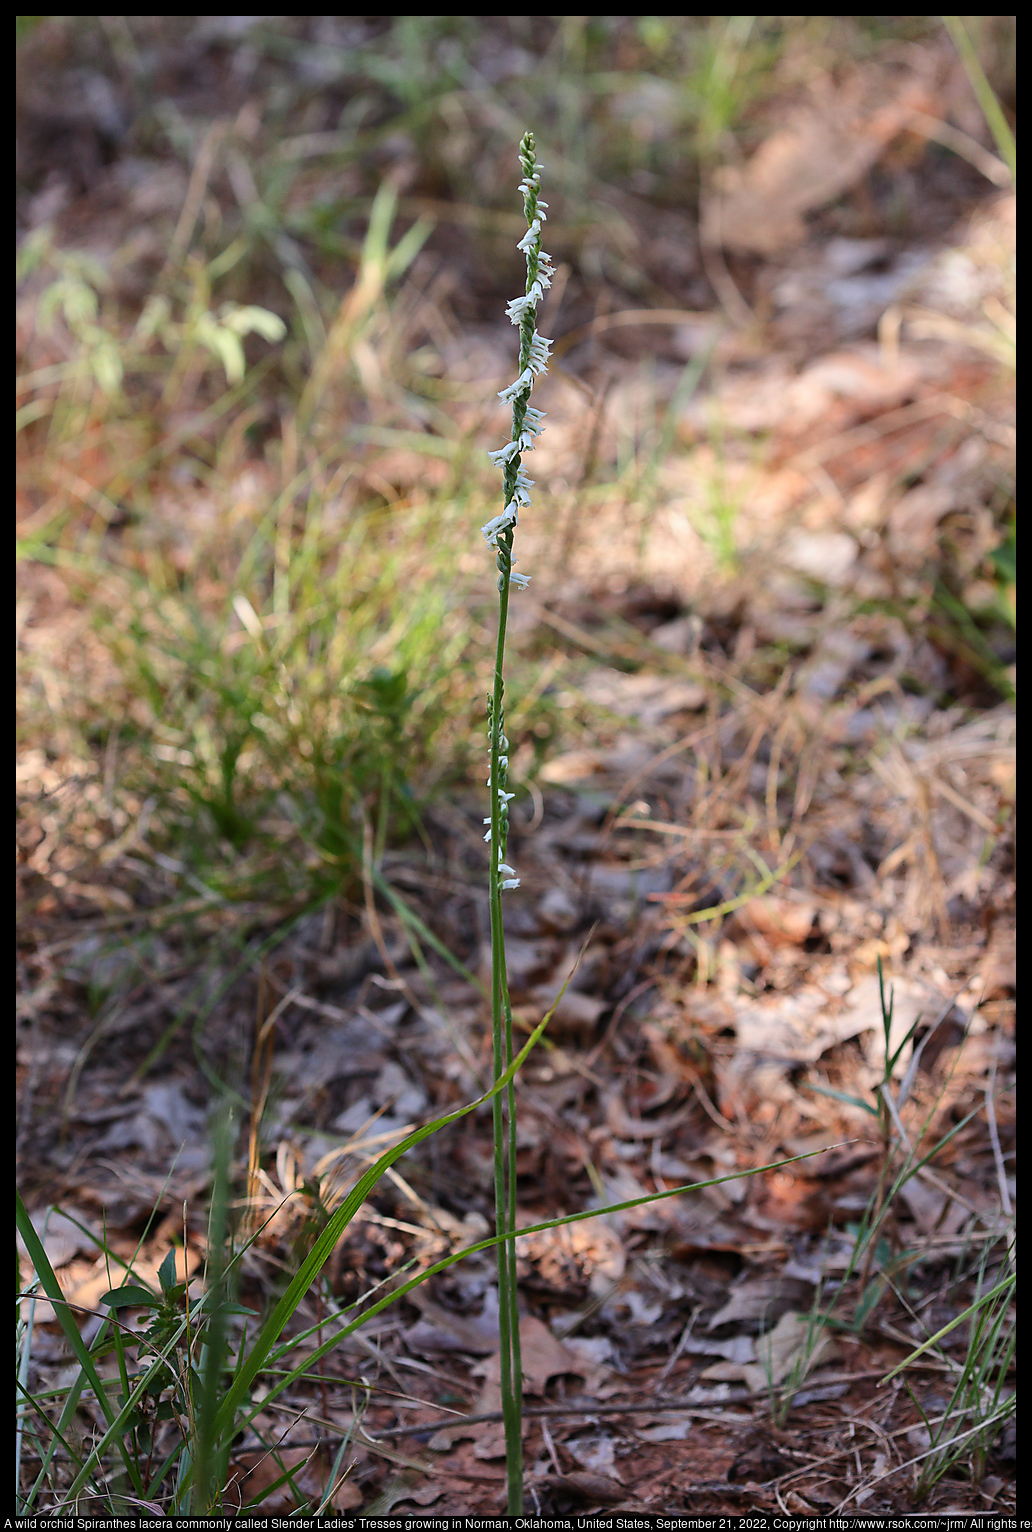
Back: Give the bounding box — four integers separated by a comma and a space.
483, 130, 554, 1515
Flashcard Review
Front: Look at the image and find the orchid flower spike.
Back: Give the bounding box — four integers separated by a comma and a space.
484, 130, 555, 896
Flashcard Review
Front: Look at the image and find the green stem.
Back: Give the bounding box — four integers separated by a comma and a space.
488, 563, 522, 1512
486, 127, 552, 1515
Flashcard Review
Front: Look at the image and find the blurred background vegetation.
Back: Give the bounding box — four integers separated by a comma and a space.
17, 16, 1015, 933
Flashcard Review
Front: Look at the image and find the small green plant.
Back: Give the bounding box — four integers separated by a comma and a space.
759, 1291, 837, 1430
800, 962, 1015, 1493
804, 962, 974, 1315
98, 1249, 204, 1434
883, 1241, 1015, 1503
17, 229, 286, 441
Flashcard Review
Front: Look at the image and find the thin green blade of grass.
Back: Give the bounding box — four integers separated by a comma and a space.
879, 1265, 1016, 1384
16, 1204, 210, 1509
237, 1143, 850, 1437
185, 1105, 236, 1514
202, 968, 569, 1456
16, 1372, 91, 1511
16, 1196, 147, 1501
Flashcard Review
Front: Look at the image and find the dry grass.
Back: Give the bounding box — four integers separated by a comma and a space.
17, 16, 1014, 1517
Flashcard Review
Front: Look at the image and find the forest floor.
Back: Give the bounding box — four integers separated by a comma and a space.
17, 18, 1014, 1517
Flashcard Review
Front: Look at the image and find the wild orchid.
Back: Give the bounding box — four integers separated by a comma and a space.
482, 129, 554, 1513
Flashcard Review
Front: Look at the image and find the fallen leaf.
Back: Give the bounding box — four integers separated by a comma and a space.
702, 62, 936, 254
403, 1283, 500, 1356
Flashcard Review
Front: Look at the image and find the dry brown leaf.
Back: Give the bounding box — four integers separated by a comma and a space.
538, 1468, 628, 1504
703, 1310, 837, 1393
474, 1313, 606, 1396
516, 1215, 626, 1302
603, 1088, 694, 1141
224, 1444, 337, 1514
403, 1283, 500, 1356
735, 894, 817, 947
702, 63, 938, 254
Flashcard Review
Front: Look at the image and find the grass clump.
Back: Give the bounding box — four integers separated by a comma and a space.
17, 1085, 822, 1510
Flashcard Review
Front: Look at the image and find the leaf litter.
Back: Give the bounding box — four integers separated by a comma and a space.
17, 18, 1013, 1518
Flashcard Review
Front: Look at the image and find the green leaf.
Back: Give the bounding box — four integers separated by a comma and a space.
802, 1081, 879, 1117
100, 1284, 161, 1310
157, 1248, 180, 1294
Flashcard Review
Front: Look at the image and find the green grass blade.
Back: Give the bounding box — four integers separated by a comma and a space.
237, 1144, 845, 1430
205, 987, 564, 1452
16, 1194, 146, 1499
